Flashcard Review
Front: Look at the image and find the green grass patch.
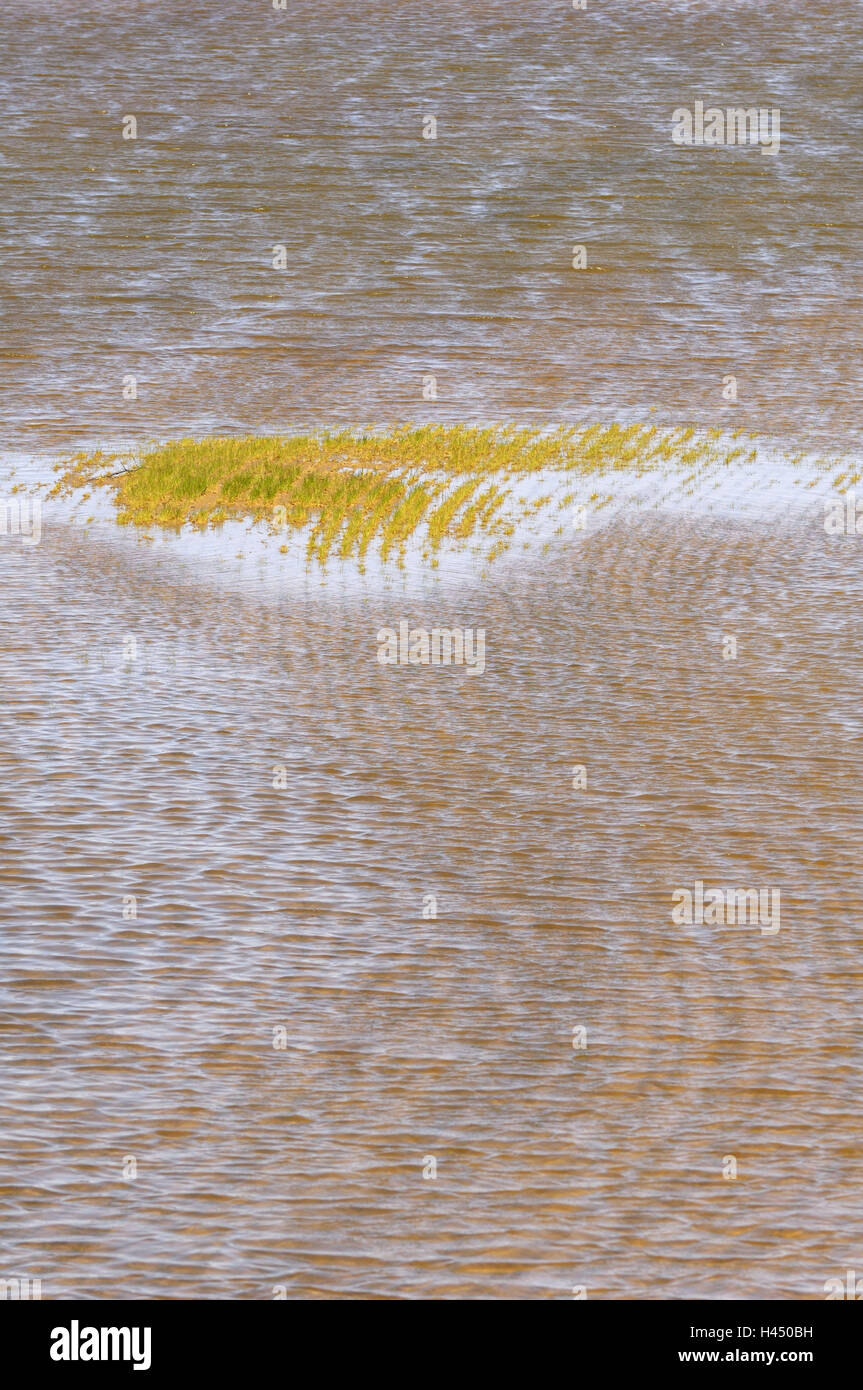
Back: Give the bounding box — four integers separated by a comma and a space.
50, 423, 777, 567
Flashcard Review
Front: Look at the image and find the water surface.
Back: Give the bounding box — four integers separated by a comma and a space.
1, 0, 862, 1299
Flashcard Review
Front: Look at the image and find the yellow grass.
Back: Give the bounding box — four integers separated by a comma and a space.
49, 423, 768, 567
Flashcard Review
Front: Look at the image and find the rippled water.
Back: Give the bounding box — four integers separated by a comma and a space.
1, 0, 862, 448
2, 497, 862, 1298
2, 0, 863, 1300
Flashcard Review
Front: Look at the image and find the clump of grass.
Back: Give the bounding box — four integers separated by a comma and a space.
50, 423, 777, 567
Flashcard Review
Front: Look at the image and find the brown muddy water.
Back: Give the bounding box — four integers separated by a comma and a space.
2, 0, 863, 1300
3, 497, 863, 1299
0, 0, 861, 449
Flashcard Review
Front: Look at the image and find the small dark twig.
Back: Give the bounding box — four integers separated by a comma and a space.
100, 463, 143, 480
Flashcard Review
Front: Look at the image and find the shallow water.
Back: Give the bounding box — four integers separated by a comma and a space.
2, 0, 863, 1301
2, 492, 863, 1298
0, 0, 861, 449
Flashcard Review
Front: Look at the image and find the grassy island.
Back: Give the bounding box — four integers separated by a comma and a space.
51, 423, 761, 566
